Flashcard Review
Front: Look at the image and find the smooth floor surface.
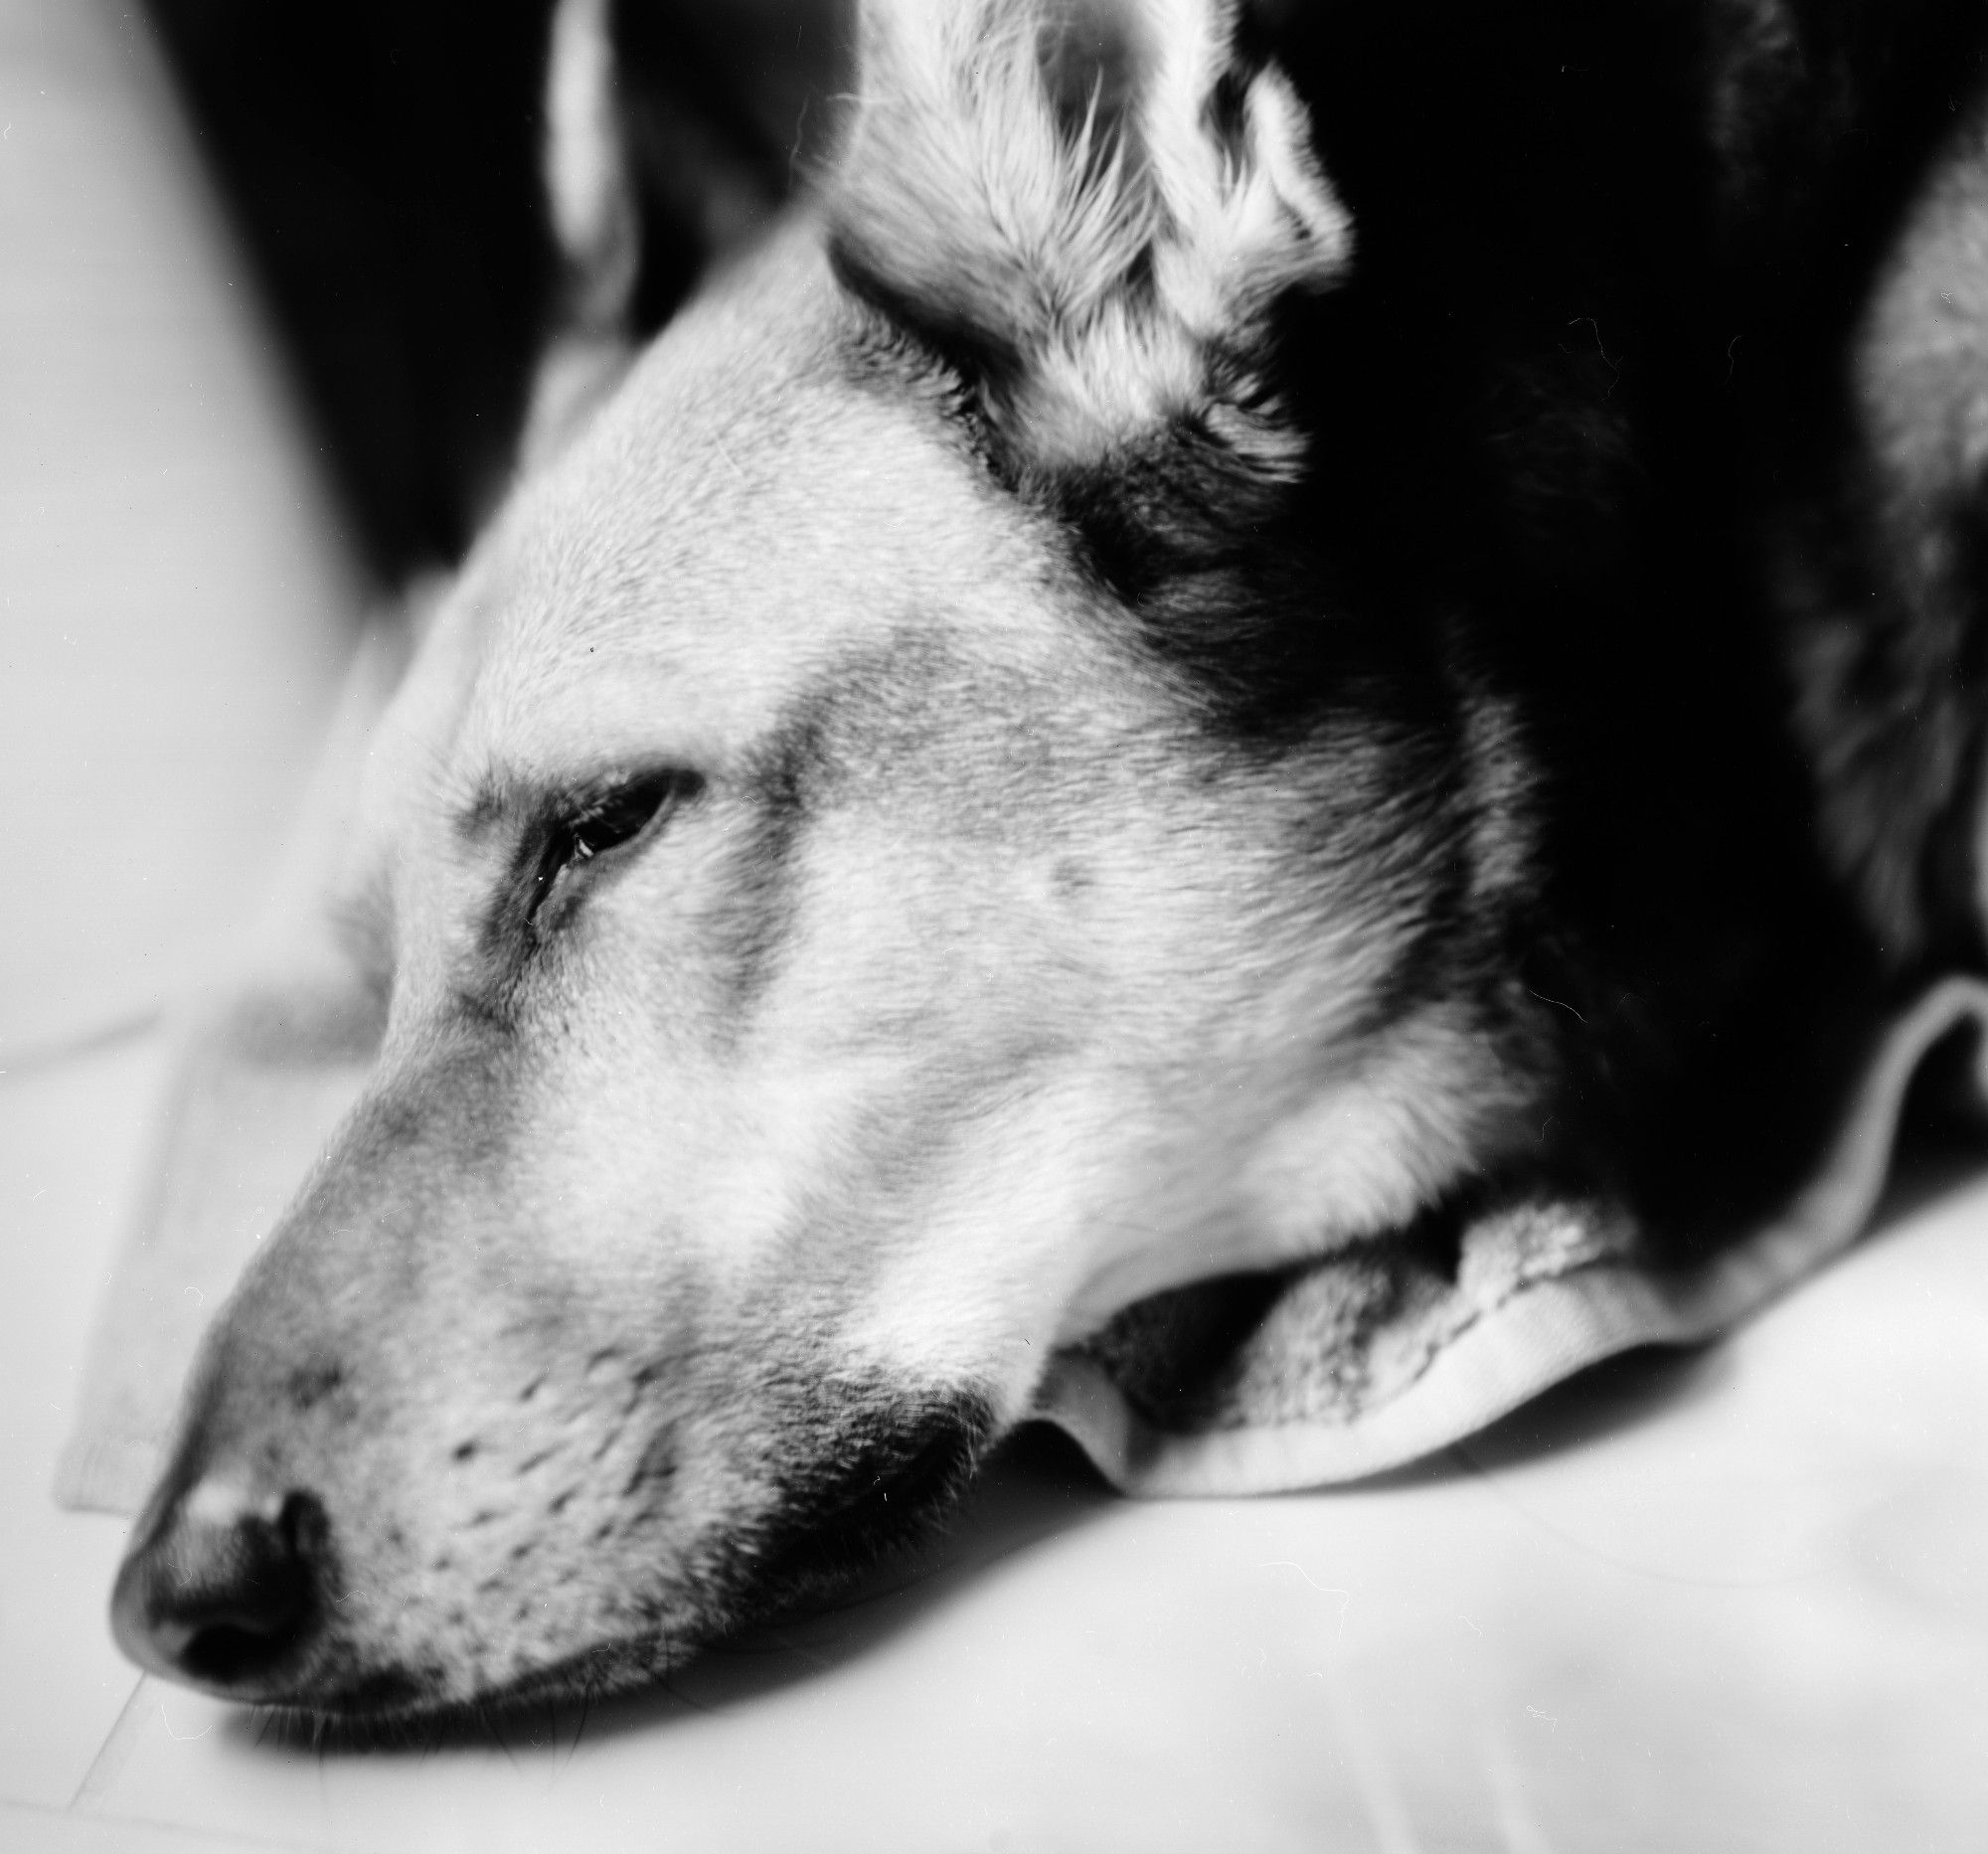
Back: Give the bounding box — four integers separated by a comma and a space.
4, 3, 1987, 1848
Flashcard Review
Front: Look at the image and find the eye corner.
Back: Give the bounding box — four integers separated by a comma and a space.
574, 764, 705, 852
524, 764, 705, 938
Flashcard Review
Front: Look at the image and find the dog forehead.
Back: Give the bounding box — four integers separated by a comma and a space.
459, 228, 1081, 774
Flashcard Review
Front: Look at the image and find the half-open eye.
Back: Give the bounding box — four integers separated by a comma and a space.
528, 767, 702, 933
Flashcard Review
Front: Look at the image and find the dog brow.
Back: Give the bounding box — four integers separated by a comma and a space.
451, 769, 590, 845
454, 774, 514, 841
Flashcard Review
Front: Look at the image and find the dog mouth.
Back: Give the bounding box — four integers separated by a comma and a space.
115, 1380, 999, 1724
746, 1385, 998, 1596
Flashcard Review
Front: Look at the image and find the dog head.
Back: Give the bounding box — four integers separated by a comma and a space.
113, 0, 1540, 1717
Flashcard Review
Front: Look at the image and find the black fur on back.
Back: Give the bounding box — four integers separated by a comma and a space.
1241, 0, 1985, 1244
831, 1, 1988, 1257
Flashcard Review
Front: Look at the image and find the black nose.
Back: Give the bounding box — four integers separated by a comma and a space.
111, 1482, 326, 1696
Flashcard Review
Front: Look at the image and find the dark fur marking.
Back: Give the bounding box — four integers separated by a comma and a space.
284, 1360, 345, 1414
717, 698, 836, 1012
749, 1381, 995, 1599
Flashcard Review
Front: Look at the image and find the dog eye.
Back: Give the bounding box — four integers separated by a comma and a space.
529, 768, 702, 931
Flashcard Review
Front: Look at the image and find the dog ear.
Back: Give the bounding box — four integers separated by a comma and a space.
519, 0, 642, 469
831, 0, 1351, 487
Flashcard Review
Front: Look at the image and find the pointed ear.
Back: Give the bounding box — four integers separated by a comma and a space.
830, 0, 1351, 485
519, 0, 642, 470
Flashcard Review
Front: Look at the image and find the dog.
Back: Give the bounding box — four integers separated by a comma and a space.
109, 0, 1988, 1720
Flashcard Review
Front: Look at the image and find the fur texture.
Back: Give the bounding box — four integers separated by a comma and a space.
109, 0, 1988, 1721
833, 0, 1350, 481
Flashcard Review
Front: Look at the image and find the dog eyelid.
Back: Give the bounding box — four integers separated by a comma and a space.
569, 767, 701, 856
527, 766, 704, 934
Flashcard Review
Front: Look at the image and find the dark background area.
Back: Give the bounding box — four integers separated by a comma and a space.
140, 0, 845, 585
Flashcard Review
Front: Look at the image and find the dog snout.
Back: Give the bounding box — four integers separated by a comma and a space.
111, 1481, 328, 1698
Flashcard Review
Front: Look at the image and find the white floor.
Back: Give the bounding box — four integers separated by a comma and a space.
5, 4, 1988, 1849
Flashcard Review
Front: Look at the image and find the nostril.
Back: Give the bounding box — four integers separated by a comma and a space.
169, 1611, 298, 1688
158, 1525, 306, 1688
113, 1485, 328, 1694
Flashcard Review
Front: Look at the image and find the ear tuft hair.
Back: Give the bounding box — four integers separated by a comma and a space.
831, 0, 1351, 482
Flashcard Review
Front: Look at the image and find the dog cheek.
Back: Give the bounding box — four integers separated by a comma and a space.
316, 1355, 999, 1708
354, 1258, 776, 1688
